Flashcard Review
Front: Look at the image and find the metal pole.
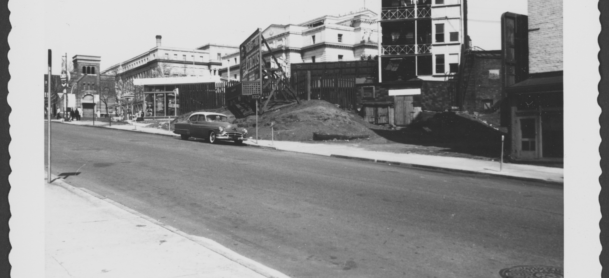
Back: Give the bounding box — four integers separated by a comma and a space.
47, 49, 52, 183
500, 135, 504, 171
256, 99, 258, 143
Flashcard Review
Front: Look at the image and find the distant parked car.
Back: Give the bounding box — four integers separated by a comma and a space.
173, 112, 248, 144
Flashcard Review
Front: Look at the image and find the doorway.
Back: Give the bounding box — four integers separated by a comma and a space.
518, 117, 538, 159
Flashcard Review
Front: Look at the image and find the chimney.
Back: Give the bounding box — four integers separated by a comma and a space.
156, 35, 162, 47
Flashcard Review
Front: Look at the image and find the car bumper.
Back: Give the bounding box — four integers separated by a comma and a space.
216, 133, 247, 141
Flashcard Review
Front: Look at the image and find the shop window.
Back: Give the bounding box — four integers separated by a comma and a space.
435, 24, 444, 43
450, 32, 459, 42
435, 54, 445, 74
435, 0, 444, 4
338, 34, 343, 42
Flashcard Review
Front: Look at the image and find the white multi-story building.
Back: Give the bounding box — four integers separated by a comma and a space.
219, 8, 380, 80
380, 0, 467, 82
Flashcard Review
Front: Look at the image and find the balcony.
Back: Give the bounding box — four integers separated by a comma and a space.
382, 44, 432, 56
417, 7, 431, 18
381, 7, 415, 20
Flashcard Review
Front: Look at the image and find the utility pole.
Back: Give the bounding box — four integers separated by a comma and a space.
47, 49, 52, 183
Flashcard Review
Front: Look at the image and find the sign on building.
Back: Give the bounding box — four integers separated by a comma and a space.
240, 29, 262, 96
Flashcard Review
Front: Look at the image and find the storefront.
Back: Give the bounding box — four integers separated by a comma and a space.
507, 72, 563, 161
143, 91, 178, 118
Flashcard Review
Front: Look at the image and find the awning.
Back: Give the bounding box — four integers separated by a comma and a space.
133, 76, 222, 86
507, 72, 563, 94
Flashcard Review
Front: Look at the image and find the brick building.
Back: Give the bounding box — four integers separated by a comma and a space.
57, 55, 117, 118
459, 50, 503, 113
504, 0, 563, 161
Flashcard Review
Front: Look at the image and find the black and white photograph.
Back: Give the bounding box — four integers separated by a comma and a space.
4, 0, 603, 277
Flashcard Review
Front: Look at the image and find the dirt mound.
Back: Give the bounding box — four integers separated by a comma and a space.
233, 100, 378, 141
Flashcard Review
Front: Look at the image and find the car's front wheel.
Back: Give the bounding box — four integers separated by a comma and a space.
180, 134, 190, 140
235, 139, 243, 145
209, 131, 217, 144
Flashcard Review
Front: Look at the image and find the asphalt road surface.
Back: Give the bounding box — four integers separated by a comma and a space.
45, 123, 563, 278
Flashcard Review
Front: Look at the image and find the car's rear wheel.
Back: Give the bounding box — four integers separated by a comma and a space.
209, 131, 217, 144
180, 134, 190, 140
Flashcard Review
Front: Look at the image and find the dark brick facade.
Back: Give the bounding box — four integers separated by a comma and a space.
461, 52, 502, 112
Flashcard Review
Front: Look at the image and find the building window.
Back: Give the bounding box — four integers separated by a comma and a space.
450, 32, 459, 42
183, 54, 186, 61
338, 34, 343, 42
312, 35, 316, 44
174, 54, 177, 60
435, 0, 444, 4
91, 67, 96, 74
165, 53, 169, 60
338, 55, 343, 61
217, 53, 221, 61
489, 69, 500, 79
449, 54, 459, 73
200, 56, 204, 61
435, 54, 445, 73
234, 74, 237, 79
435, 24, 444, 43
312, 56, 316, 63
234, 58, 237, 64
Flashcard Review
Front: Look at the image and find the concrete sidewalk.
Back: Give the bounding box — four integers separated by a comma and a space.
54, 119, 563, 184
46, 176, 290, 278
245, 140, 563, 184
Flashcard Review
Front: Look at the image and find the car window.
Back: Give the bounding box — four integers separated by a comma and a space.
197, 115, 207, 122
189, 115, 198, 122
206, 115, 228, 122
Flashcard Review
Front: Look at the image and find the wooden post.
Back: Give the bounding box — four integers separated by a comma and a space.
307, 71, 311, 101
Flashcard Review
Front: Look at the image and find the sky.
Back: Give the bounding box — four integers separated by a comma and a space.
44, 0, 527, 74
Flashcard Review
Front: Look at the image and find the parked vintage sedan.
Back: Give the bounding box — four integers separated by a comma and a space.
173, 112, 248, 144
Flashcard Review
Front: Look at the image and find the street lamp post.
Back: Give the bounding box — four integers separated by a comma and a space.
47, 49, 52, 183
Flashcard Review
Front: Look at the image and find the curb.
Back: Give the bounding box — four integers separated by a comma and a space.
55, 121, 179, 138
244, 143, 278, 151
329, 154, 563, 187
48, 175, 290, 278
55, 121, 562, 186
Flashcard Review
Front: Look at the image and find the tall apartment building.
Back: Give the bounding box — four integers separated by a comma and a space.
219, 8, 379, 80
379, 0, 467, 83
504, 0, 563, 161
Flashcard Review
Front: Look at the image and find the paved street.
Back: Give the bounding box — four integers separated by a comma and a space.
45, 123, 563, 278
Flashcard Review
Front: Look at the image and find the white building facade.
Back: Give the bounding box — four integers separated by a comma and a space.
219, 8, 380, 80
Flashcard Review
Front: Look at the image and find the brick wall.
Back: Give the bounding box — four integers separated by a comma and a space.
528, 0, 563, 73
463, 55, 502, 112
419, 81, 455, 111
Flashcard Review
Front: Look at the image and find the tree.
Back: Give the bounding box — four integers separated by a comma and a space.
99, 79, 116, 116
